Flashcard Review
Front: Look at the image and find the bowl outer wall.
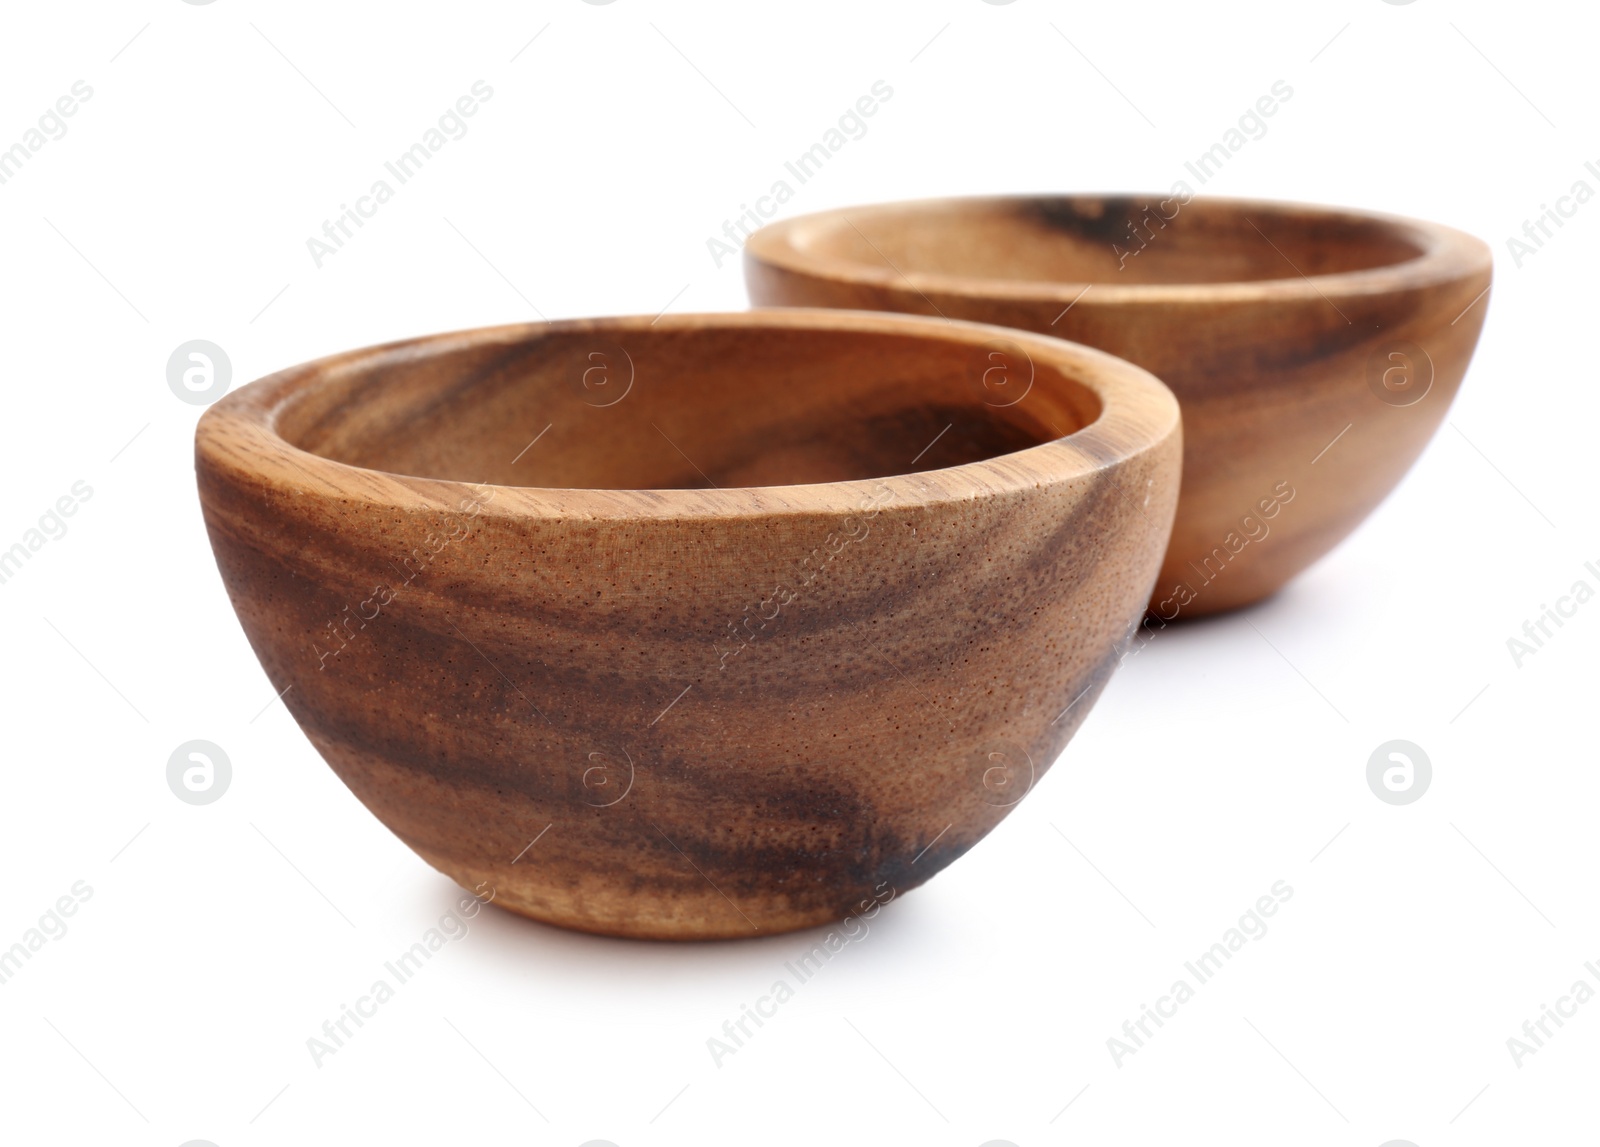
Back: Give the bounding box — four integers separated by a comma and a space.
193, 309, 1180, 939
743, 196, 1494, 616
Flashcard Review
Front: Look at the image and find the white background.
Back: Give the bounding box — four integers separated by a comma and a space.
0, 1, 1594, 1144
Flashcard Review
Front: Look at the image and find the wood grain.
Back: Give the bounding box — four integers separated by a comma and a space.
745, 195, 1493, 616
196, 310, 1180, 939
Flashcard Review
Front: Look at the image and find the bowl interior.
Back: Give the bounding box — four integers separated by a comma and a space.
275, 323, 1103, 490
781, 197, 1431, 287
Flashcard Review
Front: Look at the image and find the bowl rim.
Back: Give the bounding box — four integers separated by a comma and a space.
742, 193, 1492, 307
195, 309, 1180, 523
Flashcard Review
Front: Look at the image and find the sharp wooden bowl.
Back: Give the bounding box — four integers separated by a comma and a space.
745, 195, 1492, 616
196, 310, 1179, 940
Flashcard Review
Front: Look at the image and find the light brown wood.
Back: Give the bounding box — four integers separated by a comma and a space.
745, 195, 1493, 616
196, 310, 1180, 939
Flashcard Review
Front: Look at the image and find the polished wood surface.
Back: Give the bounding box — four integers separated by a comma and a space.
745, 195, 1492, 615
196, 310, 1180, 939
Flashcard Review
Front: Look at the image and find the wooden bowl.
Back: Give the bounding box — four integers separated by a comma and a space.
745, 195, 1492, 616
196, 310, 1179, 940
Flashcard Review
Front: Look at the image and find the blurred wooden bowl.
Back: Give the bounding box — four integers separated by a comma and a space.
745, 195, 1492, 616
